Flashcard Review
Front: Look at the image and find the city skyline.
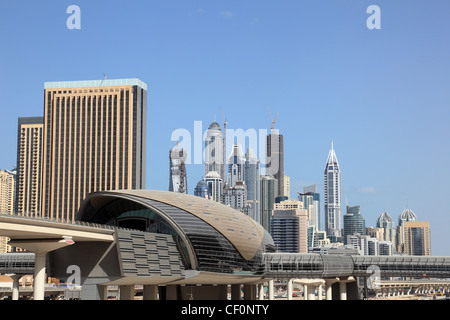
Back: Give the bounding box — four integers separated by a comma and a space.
1, 1, 450, 255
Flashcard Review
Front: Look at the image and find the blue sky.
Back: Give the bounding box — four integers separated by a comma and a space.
1, 1, 450, 255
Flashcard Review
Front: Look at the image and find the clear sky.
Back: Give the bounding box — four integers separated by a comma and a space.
1, 1, 449, 255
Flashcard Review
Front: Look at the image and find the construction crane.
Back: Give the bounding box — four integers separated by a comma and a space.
267, 106, 279, 131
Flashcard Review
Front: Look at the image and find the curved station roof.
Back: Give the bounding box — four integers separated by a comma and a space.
77, 190, 274, 276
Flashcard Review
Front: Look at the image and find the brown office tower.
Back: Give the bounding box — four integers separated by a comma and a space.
16, 117, 44, 217
40, 79, 147, 222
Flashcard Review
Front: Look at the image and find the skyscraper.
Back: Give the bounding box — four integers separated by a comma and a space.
270, 199, 308, 253
376, 210, 396, 245
203, 171, 223, 202
298, 184, 321, 231
343, 205, 366, 245
402, 221, 431, 256
324, 141, 342, 241
244, 147, 260, 223
265, 129, 284, 196
40, 78, 147, 222
169, 145, 187, 193
0, 169, 16, 215
260, 175, 278, 232
223, 180, 247, 211
227, 144, 245, 187
0, 169, 16, 253
204, 121, 225, 184
15, 117, 43, 217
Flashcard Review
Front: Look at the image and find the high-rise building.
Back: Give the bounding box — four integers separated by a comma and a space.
227, 144, 245, 187
343, 205, 366, 245
298, 185, 321, 231
169, 145, 187, 193
243, 148, 260, 223
260, 175, 278, 232
376, 210, 396, 245
223, 180, 247, 211
0, 169, 16, 253
396, 206, 418, 253
203, 171, 223, 202
0, 169, 16, 215
401, 221, 431, 256
15, 117, 43, 217
204, 121, 225, 184
270, 199, 308, 253
265, 129, 284, 196
40, 78, 147, 222
324, 141, 342, 241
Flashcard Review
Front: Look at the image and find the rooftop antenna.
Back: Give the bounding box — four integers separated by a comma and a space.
100, 73, 107, 86
267, 106, 279, 131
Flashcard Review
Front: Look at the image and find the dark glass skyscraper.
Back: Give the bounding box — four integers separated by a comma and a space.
265, 129, 284, 197
40, 78, 147, 221
343, 205, 366, 244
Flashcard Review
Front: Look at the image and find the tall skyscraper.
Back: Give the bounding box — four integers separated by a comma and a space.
343, 205, 366, 245
376, 210, 396, 245
204, 121, 225, 184
401, 221, 431, 256
223, 180, 247, 211
324, 141, 342, 241
298, 184, 321, 231
169, 145, 187, 193
270, 199, 308, 253
40, 78, 147, 221
227, 144, 245, 187
260, 175, 278, 232
265, 129, 284, 196
15, 117, 43, 217
0, 169, 16, 253
203, 171, 223, 202
244, 147, 260, 223
0, 169, 16, 215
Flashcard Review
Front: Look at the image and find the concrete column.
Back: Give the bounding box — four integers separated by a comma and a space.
324, 278, 338, 300
307, 285, 316, 301
258, 284, 265, 300
287, 280, 293, 300
8, 274, 21, 301
339, 282, 347, 300
318, 285, 323, 300
120, 285, 135, 300
302, 284, 308, 300
268, 280, 274, 300
143, 285, 158, 300
33, 252, 46, 300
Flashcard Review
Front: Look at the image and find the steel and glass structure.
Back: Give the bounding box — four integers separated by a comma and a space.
77, 189, 275, 275
244, 148, 260, 223
204, 121, 225, 184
